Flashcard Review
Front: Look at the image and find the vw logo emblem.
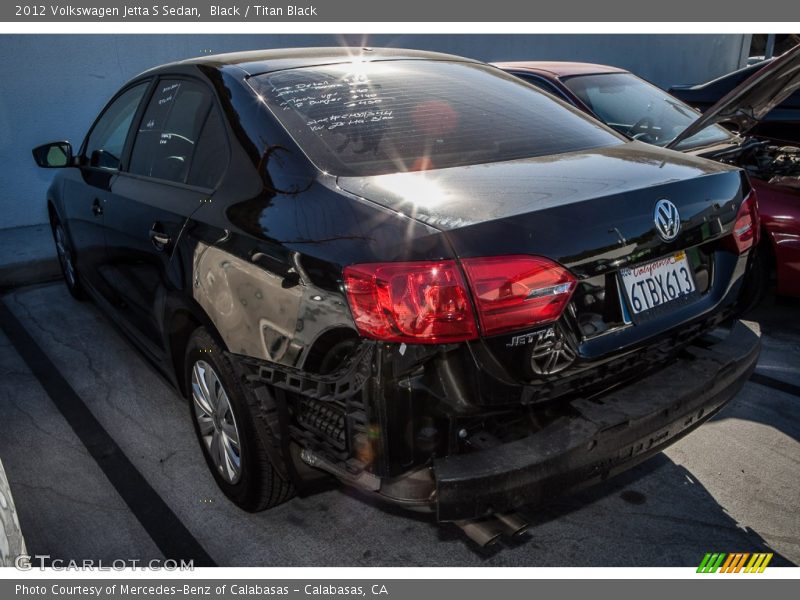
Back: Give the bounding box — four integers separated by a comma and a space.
654, 199, 681, 242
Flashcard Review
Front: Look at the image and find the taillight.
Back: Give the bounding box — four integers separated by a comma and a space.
726, 191, 760, 254
343, 260, 478, 343
343, 256, 577, 343
461, 256, 577, 336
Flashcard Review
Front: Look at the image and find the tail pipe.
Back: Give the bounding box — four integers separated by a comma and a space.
455, 512, 530, 546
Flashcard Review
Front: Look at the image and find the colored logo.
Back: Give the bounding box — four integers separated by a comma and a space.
697, 552, 773, 573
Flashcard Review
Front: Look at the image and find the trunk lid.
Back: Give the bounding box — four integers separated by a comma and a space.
338, 142, 748, 387
337, 143, 740, 273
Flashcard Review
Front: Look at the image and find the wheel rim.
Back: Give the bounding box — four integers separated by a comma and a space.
54, 224, 76, 287
191, 360, 242, 484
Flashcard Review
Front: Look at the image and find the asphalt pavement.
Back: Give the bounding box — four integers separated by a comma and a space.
0, 281, 798, 567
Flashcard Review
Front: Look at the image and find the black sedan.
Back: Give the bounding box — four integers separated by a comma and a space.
33, 48, 760, 545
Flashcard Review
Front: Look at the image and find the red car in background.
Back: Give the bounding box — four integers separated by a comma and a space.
496, 46, 800, 299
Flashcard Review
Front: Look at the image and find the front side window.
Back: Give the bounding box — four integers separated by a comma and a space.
84, 83, 148, 170
249, 60, 623, 177
129, 79, 213, 184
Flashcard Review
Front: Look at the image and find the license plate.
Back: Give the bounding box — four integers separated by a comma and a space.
620, 251, 696, 317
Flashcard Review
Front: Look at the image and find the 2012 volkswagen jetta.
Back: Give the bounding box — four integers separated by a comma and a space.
33, 48, 761, 544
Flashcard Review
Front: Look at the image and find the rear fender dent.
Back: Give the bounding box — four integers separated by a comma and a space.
192, 240, 304, 364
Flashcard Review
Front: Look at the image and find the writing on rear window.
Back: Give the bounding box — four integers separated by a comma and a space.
272, 76, 395, 132
249, 60, 623, 177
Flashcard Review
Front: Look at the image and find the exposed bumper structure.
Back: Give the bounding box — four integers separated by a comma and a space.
241, 319, 761, 524
432, 319, 761, 522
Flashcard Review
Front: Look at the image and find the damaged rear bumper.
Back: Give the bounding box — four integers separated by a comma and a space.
431, 319, 761, 521
240, 319, 761, 523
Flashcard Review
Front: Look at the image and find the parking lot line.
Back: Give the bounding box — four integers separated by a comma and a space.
749, 373, 800, 398
0, 297, 216, 567
0, 329, 163, 562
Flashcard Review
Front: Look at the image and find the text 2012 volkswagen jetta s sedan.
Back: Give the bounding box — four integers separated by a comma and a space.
33, 48, 760, 545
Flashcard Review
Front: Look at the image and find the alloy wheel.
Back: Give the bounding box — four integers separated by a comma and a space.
191, 360, 243, 484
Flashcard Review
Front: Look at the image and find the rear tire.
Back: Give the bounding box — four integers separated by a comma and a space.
50, 216, 85, 300
185, 327, 295, 512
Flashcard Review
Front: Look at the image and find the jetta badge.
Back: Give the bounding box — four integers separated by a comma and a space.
654, 199, 681, 242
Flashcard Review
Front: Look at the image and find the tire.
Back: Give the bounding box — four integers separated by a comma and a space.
185, 327, 295, 512
51, 216, 86, 300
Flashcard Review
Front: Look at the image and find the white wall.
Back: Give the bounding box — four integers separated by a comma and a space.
0, 34, 749, 229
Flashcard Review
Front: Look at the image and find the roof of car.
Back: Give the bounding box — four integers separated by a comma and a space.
492, 61, 629, 77
146, 47, 481, 77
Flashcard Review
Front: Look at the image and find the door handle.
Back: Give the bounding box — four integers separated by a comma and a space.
149, 224, 171, 250
92, 198, 103, 216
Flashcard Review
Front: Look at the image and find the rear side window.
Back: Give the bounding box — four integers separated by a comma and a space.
129, 79, 213, 184
186, 106, 228, 188
249, 60, 623, 177
85, 83, 148, 170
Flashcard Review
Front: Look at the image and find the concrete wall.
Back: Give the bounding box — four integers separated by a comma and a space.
0, 34, 750, 230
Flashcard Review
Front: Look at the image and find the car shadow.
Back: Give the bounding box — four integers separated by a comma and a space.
710, 381, 800, 445
744, 289, 800, 337
716, 290, 800, 443
339, 452, 795, 566
514, 454, 795, 566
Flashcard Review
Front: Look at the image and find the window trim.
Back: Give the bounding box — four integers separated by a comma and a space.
115, 170, 220, 194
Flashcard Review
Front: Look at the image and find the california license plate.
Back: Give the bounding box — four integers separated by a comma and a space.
620, 251, 696, 318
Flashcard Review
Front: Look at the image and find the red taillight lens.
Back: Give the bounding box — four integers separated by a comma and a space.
343, 260, 478, 343
344, 256, 577, 342
461, 255, 577, 336
727, 191, 760, 254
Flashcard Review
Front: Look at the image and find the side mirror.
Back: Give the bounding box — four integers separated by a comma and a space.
32, 141, 73, 168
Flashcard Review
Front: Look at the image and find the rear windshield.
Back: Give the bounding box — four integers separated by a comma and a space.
249, 60, 623, 177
